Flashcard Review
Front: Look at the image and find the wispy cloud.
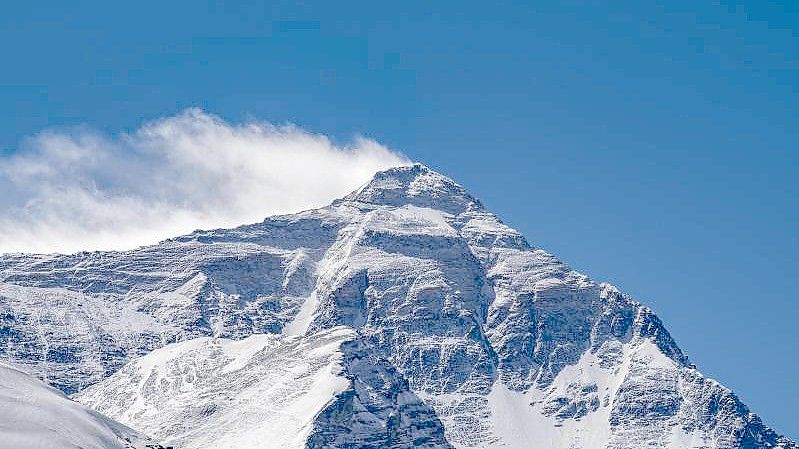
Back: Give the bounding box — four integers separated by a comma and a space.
0, 109, 409, 254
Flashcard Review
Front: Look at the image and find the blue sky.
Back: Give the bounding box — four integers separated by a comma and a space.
1, 0, 797, 438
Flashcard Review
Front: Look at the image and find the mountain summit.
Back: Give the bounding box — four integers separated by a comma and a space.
339, 163, 483, 214
0, 164, 794, 449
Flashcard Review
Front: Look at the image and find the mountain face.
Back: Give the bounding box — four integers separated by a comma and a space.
0, 362, 151, 449
0, 163, 794, 449
75, 327, 450, 449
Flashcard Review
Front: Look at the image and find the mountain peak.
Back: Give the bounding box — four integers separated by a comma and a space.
338, 163, 483, 214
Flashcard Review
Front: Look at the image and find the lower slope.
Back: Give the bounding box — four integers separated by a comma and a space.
76, 327, 452, 449
0, 362, 151, 449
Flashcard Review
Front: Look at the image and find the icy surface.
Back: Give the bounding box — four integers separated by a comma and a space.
1, 163, 795, 448
0, 362, 150, 449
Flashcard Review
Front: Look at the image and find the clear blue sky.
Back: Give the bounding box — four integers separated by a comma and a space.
1, 0, 797, 438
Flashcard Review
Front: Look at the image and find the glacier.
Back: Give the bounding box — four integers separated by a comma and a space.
0, 163, 794, 449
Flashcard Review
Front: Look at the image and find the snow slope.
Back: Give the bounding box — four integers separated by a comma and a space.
76, 328, 353, 449
76, 327, 451, 449
0, 362, 151, 449
1, 163, 795, 448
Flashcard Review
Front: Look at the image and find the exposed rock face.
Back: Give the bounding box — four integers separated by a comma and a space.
1, 164, 794, 448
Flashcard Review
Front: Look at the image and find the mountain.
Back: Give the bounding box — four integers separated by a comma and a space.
0, 362, 151, 449
0, 163, 794, 449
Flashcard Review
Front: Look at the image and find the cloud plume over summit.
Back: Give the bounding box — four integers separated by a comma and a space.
0, 109, 408, 254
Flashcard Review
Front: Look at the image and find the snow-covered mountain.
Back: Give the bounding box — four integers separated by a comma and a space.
0, 163, 794, 448
0, 362, 151, 449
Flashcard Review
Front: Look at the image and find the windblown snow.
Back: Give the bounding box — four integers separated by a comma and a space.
0, 163, 794, 449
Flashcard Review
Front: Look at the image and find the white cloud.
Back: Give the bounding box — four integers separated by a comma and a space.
0, 109, 409, 254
